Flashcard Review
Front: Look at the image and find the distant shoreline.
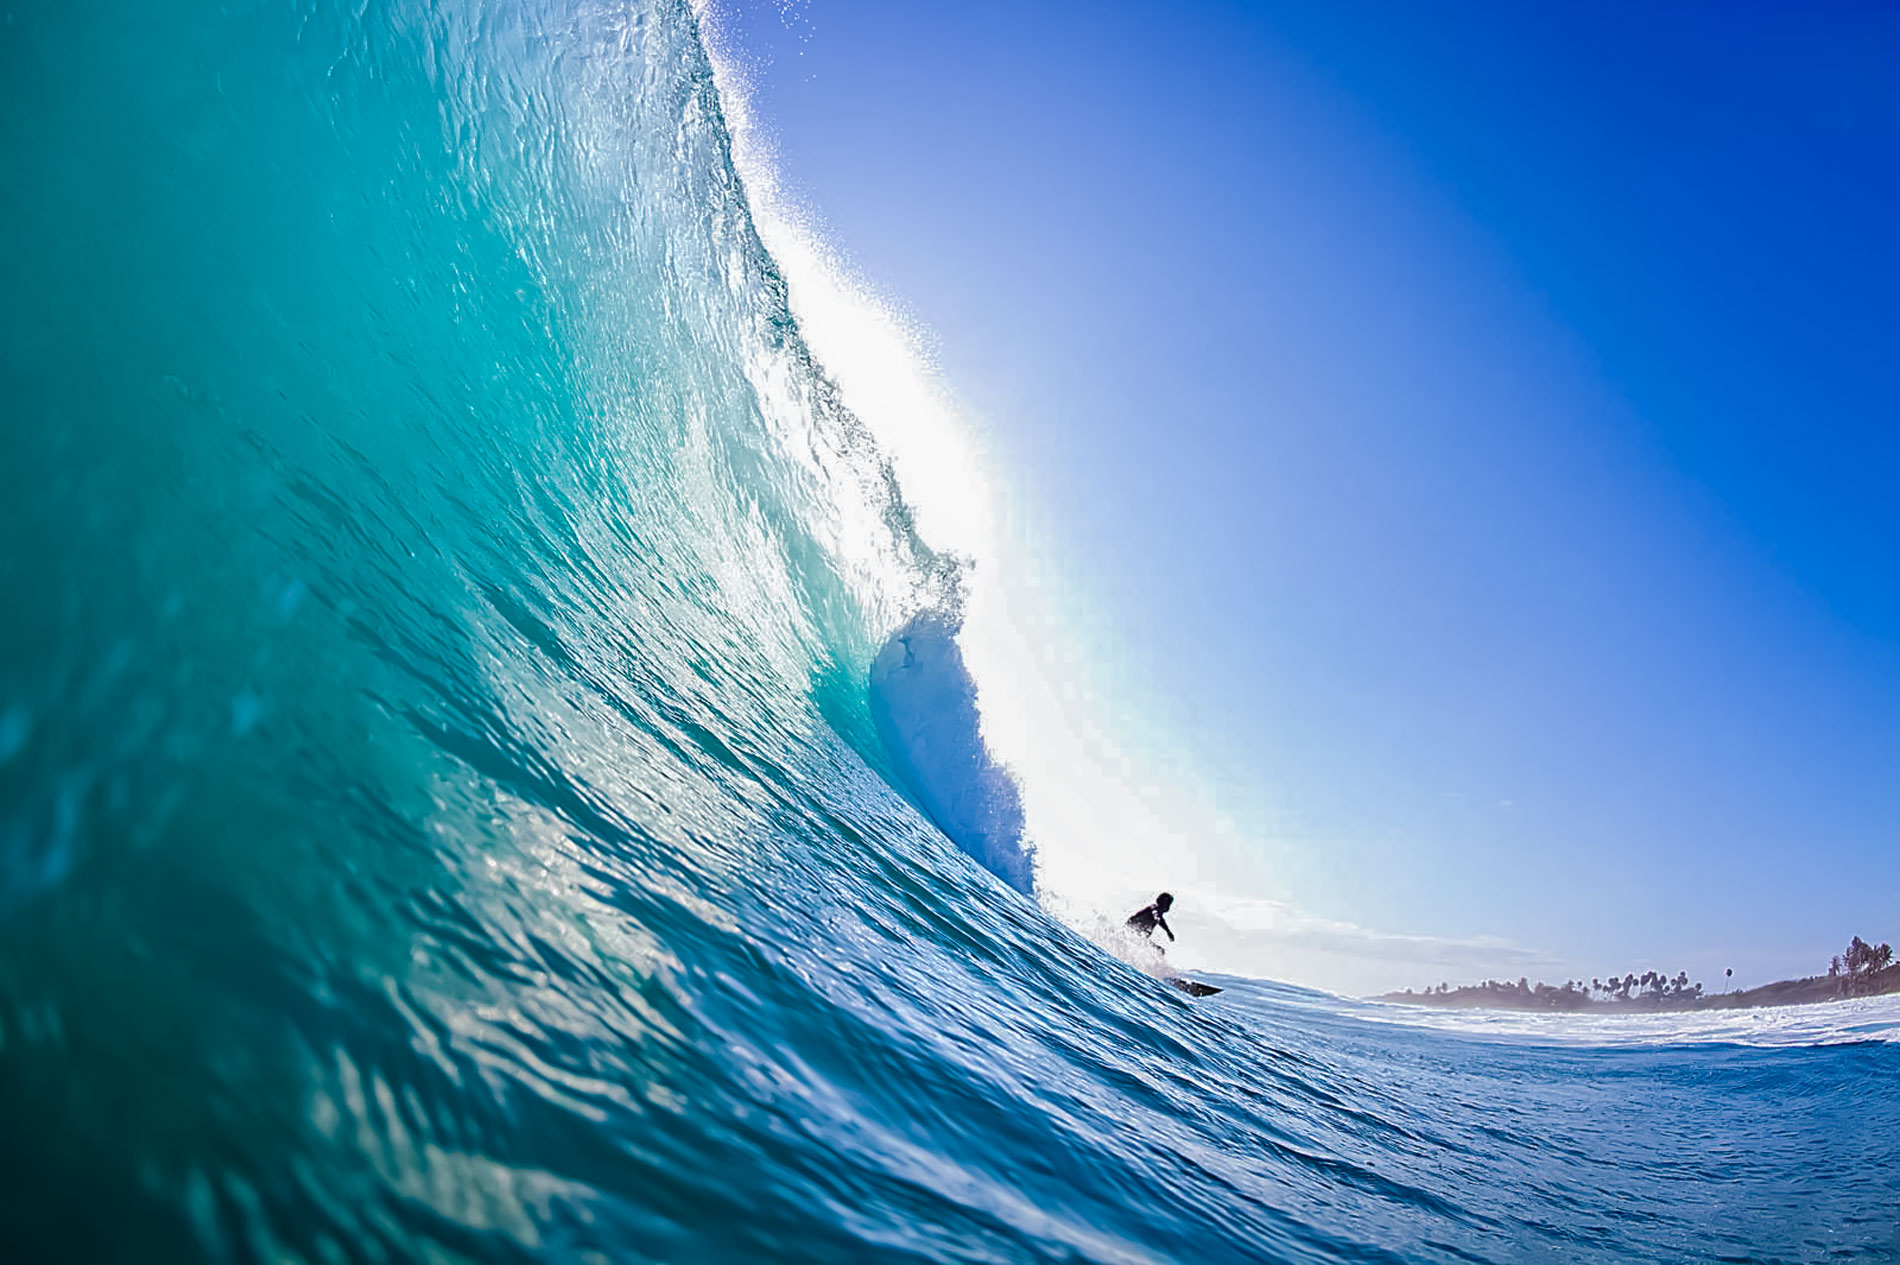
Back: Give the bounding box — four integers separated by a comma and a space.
1380, 964, 1900, 1014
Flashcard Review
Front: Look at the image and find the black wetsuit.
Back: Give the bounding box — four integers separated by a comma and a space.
1126, 903, 1175, 942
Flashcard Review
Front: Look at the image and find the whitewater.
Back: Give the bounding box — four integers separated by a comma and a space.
2, 1, 1896, 1261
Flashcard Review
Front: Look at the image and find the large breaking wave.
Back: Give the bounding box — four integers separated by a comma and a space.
2, 1, 1896, 1261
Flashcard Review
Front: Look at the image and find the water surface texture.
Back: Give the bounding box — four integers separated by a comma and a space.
3, 2, 1896, 1261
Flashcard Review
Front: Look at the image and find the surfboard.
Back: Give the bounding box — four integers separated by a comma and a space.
1170, 978, 1222, 998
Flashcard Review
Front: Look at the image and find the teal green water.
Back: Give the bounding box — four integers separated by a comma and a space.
3, 2, 1898, 1260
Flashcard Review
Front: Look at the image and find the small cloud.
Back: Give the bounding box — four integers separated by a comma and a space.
1171, 892, 1557, 996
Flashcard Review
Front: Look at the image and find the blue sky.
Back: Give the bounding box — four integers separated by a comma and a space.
714, 0, 1900, 989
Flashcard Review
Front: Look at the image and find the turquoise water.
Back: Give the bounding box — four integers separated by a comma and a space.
3, 1, 1897, 1260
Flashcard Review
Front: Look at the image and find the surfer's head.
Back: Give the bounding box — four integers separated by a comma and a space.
1155, 892, 1173, 912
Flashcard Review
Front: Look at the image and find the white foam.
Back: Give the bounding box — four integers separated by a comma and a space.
1352, 991, 1900, 1048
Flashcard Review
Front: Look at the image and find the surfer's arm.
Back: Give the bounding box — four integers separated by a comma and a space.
1158, 915, 1175, 942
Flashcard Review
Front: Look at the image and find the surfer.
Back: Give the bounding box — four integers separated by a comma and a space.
1126, 893, 1219, 996
1125, 892, 1176, 944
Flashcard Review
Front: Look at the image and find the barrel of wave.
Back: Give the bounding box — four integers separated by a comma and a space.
867, 612, 1034, 894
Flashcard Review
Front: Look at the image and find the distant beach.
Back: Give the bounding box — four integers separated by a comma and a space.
1384, 939, 1899, 1013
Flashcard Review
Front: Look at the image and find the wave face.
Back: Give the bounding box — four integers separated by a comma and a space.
2, 2, 1896, 1260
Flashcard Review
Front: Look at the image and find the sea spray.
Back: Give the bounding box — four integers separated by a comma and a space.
868, 612, 1033, 893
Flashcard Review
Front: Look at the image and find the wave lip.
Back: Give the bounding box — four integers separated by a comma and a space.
868, 612, 1034, 893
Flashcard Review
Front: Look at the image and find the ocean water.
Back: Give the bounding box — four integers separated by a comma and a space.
3, 2, 1897, 1261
